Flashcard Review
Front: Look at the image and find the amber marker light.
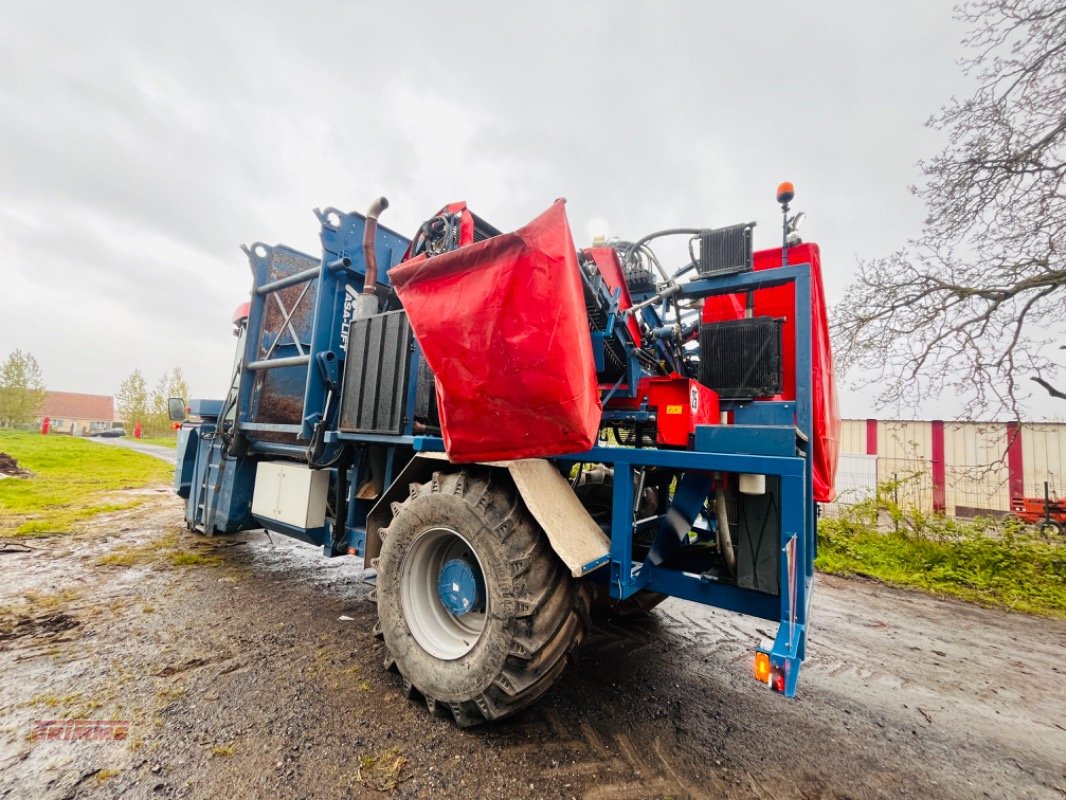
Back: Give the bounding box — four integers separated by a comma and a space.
754, 651, 772, 684
776, 181, 795, 205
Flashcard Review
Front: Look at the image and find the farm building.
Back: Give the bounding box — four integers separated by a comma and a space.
835, 419, 1066, 517
37, 391, 118, 436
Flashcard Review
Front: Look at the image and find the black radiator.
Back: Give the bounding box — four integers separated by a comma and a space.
698, 317, 783, 400
339, 310, 412, 435
696, 222, 755, 277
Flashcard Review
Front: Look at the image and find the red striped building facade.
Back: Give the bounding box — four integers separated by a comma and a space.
837, 419, 1065, 516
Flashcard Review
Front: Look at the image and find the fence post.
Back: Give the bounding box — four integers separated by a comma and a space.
893, 472, 899, 534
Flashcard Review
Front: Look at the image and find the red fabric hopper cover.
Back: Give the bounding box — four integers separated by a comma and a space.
388, 200, 602, 462
702, 243, 841, 502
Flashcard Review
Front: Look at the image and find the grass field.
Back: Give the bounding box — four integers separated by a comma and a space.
0, 431, 172, 537
137, 435, 178, 448
816, 500, 1066, 619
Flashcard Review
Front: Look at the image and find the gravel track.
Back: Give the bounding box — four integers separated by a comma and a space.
1, 495, 1063, 799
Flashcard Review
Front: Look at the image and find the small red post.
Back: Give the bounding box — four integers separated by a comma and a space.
41, 416, 50, 435
134, 421, 142, 439
865, 418, 878, 455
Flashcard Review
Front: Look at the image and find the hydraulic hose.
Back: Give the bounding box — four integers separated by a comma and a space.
623, 227, 703, 275
715, 482, 737, 576
331, 448, 354, 554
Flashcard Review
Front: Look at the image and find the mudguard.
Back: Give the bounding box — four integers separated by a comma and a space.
365, 453, 609, 578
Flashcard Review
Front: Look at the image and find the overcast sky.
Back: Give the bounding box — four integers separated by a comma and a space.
3, 2, 1051, 420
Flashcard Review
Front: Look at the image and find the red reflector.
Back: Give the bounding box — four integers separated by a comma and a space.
771, 668, 786, 693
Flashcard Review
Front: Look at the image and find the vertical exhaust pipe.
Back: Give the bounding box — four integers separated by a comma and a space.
355, 196, 389, 321
354, 197, 389, 506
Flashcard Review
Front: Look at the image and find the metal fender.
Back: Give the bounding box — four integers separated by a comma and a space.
365, 453, 610, 578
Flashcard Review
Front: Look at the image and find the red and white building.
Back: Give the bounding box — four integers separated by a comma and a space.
836, 419, 1066, 516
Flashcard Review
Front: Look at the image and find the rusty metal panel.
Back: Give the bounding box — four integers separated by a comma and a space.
250, 246, 320, 429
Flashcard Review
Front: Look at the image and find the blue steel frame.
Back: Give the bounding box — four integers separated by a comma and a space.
236, 209, 411, 450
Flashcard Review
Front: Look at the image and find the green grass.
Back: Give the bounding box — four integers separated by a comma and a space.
817, 491, 1066, 619
0, 430, 171, 536
138, 436, 177, 448
169, 551, 223, 567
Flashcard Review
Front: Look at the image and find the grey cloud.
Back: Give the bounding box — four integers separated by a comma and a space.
5, 1, 1030, 417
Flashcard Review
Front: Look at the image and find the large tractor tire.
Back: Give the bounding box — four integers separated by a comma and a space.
376, 469, 590, 727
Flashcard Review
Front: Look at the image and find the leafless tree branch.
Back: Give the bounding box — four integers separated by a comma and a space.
1032, 376, 1066, 399
833, 0, 1066, 418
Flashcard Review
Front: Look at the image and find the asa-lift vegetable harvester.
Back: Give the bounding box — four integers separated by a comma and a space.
170, 183, 839, 725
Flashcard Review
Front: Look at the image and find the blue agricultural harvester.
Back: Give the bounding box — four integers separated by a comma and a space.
171, 184, 840, 726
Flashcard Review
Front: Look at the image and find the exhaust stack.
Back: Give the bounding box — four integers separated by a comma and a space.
355, 196, 389, 321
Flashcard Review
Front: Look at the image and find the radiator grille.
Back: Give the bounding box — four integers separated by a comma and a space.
414, 357, 439, 426
339, 310, 412, 434
698, 317, 783, 399
697, 223, 755, 277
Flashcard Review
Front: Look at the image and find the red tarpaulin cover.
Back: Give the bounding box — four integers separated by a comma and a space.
388, 200, 601, 462
702, 243, 841, 502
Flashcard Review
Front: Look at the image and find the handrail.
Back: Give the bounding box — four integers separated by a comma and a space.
246, 355, 311, 371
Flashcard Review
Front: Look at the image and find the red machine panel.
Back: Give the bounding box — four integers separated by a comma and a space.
389, 200, 601, 462
610, 376, 720, 447
701, 243, 840, 501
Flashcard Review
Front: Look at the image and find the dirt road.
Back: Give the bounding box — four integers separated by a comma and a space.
1, 493, 1063, 800
85, 437, 177, 465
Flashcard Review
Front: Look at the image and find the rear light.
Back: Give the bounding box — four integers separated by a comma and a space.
754, 649, 787, 693
754, 651, 771, 684
771, 668, 786, 693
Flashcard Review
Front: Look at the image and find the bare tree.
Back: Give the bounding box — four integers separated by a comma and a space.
833, 0, 1065, 416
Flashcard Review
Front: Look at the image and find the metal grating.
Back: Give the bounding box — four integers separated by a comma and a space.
698, 317, 783, 400
470, 212, 502, 243
414, 357, 439, 427
696, 222, 755, 277
339, 310, 412, 435
581, 260, 629, 383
